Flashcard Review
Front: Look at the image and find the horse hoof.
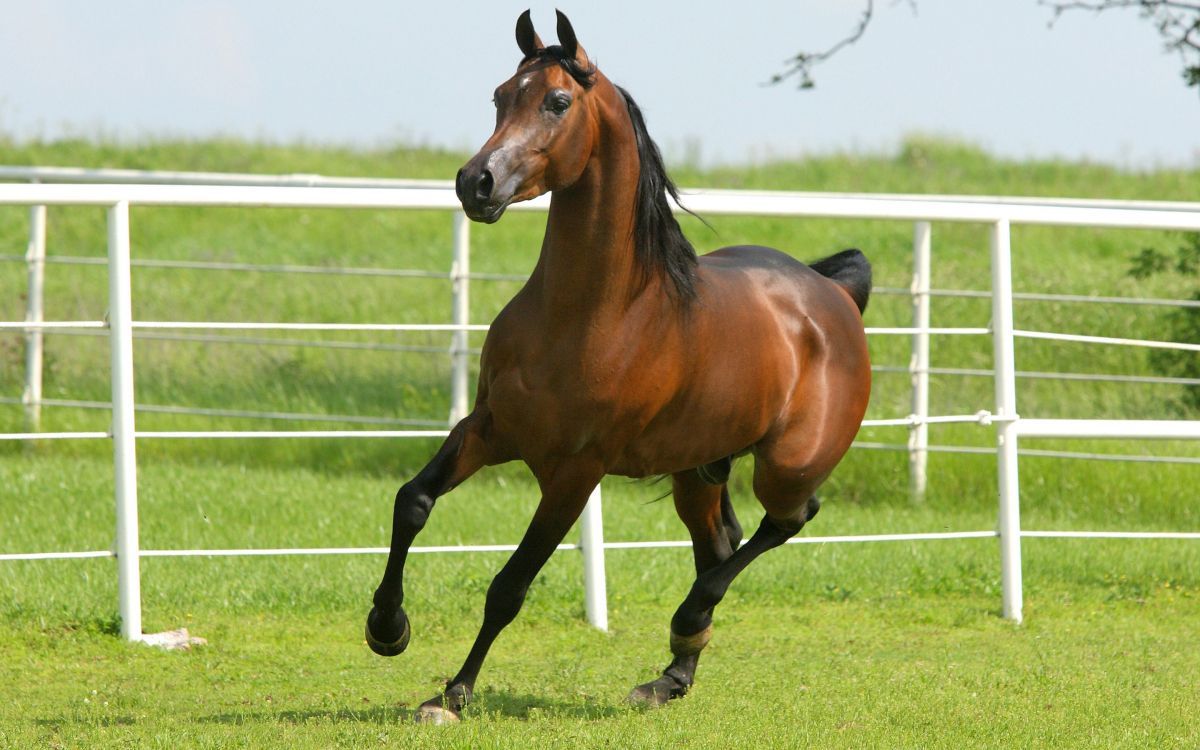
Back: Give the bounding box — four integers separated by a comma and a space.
627, 684, 669, 708
364, 606, 410, 657
413, 703, 461, 725
627, 677, 687, 708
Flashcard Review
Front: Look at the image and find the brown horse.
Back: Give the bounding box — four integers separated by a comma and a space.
365, 10, 872, 723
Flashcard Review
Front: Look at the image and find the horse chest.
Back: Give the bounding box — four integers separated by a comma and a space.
483, 345, 649, 459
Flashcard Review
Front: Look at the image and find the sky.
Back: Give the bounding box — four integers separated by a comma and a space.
2, 1, 1198, 169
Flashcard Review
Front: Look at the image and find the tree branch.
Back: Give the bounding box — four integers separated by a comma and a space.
1045, 1, 1200, 11
1041, 0, 1200, 89
768, 0, 876, 89
771, 1, 1200, 93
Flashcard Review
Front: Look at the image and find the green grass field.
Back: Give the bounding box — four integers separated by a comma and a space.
1, 135, 1198, 747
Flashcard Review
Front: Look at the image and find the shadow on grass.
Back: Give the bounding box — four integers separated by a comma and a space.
195, 691, 625, 726
197, 705, 411, 726
36, 715, 137, 728
467, 688, 625, 721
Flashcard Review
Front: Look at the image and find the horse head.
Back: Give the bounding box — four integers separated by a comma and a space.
456, 10, 601, 223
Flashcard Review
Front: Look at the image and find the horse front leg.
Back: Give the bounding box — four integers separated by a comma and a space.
365, 414, 491, 657
413, 460, 604, 724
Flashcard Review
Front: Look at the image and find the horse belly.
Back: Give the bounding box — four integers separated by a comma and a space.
609, 422, 758, 478
608, 353, 793, 478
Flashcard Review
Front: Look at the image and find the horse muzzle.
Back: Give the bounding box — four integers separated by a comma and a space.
456, 158, 511, 224
457, 143, 544, 223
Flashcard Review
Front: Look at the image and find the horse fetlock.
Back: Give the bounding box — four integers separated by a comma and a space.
443, 682, 473, 711
669, 622, 713, 657
365, 606, 411, 657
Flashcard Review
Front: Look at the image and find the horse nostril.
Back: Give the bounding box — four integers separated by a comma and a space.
475, 170, 495, 202
455, 168, 469, 199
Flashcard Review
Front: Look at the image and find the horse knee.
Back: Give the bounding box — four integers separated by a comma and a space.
393, 482, 436, 533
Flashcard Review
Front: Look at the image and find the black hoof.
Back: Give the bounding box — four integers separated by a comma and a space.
627, 674, 690, 708
414, 684, 471, 724
365, 606, 410, 657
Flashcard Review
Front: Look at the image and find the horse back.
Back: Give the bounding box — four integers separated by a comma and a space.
699, 244, 870, 320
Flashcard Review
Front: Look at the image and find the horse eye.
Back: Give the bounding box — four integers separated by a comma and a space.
544, 91, 572, 115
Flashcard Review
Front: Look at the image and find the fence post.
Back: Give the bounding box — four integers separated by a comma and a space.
579, 484, 608, 631
108, 201, 143, 641
23, 201, 47, 433
909, 221, 931, 501
449, 213, 470, 425
990, 218, 1023, 624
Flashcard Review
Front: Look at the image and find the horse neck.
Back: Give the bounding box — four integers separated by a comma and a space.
533, 85, 646, 327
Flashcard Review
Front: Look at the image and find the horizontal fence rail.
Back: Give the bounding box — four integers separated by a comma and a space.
1, 174, 1198, 642
6, 164, 1200, 211
3, 182, 1200, 231
8, 528, 1200, 565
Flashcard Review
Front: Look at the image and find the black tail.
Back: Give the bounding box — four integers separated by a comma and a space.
810, 248, 871, 314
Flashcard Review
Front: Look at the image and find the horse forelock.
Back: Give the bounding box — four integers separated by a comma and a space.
521, 46, 597, 90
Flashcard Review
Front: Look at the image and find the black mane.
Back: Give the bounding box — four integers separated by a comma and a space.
529, 50, 700, 302
616, 85, 699, 302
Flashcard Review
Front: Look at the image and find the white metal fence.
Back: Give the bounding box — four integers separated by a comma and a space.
2, 169, 1199, 642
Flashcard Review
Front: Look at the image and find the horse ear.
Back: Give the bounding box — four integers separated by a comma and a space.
515, 10, 544, 59
555, 9, 588, 65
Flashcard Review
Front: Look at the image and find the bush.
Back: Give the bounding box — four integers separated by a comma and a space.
1128, 234, 1200, 413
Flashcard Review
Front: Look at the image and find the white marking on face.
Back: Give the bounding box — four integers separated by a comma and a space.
518, 75, 533, 91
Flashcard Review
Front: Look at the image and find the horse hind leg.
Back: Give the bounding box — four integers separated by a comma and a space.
630, 493, 819, 708
696, 455, 732, 485
628, 472, 741, 707
719, 485, 743, 551
697, 455, 743, 549
671, 496, 818, 638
